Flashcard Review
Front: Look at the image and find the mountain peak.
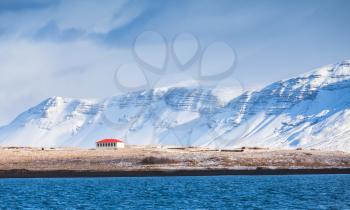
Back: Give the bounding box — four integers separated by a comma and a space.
270, 60, 350, 94
301, 60, 350, 80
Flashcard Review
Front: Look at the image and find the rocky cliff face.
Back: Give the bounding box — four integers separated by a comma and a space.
1, 60, 350, 151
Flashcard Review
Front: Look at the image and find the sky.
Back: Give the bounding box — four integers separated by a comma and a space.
0, 0, 350, 125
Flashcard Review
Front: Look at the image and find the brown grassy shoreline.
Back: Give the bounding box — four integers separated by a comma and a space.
1, 146, 350, 178
1, 168, 350, 178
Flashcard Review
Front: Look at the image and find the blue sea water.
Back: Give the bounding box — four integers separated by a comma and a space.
0, 175, 349, 209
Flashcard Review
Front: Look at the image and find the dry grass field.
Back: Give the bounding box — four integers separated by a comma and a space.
1, 146, 349, 171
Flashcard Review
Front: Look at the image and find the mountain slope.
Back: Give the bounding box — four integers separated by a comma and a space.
1, 60, 350, 151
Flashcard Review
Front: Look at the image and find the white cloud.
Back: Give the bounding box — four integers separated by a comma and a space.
54, 0, 144, 34
0, 0, 146, 37
0, 0, 150, 125
0, 39, 132, 125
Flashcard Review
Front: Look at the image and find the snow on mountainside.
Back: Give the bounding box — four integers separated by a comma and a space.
1, 60, 350, 151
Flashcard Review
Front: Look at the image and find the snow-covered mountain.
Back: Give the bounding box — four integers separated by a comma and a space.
1, 60, 350, 151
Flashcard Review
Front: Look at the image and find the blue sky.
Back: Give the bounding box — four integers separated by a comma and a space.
0, 0, 350, 125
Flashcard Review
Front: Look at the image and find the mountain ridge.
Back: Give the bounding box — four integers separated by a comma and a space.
1, 60, 350, 151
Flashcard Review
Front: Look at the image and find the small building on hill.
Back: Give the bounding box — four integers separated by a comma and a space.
96, 139, 125, 149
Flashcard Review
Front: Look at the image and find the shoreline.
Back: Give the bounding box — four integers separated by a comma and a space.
1, 146, 349, 178
1, 168, 350, 178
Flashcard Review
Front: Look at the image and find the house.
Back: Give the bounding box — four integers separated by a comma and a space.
96, 139, 125, 149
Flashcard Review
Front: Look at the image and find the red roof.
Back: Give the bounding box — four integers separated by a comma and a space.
96, 139, 123, 143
